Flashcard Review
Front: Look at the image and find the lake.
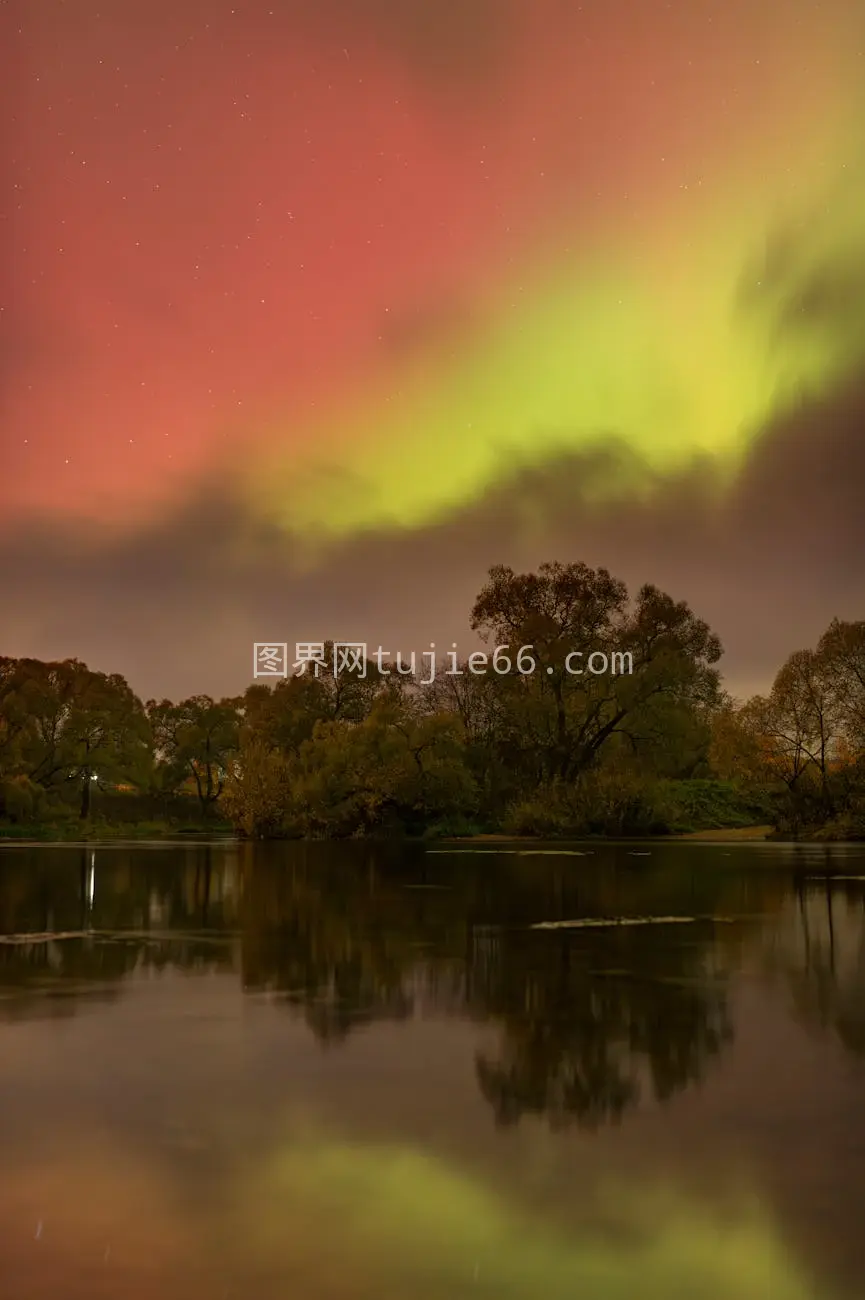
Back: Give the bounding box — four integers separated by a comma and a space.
0, 839, 863, 1299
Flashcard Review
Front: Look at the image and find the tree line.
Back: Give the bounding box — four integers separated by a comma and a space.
1, 562, 863, 839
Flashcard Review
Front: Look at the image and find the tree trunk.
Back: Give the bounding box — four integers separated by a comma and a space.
80, 772, 92, 819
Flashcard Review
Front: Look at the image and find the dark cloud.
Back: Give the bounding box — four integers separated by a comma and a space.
6, 0, 523, 117
278, 0, 521, 91
1, 365, 863, 704
738, 171, 865, 350
778, 267, 865, 337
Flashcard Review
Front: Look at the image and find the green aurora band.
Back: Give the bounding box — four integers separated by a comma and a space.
243, 1137, 832, 1298
256, 148, 865, 541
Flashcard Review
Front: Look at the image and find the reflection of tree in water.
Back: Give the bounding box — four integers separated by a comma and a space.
473, 923, 734, 1129
240, 847, 429, 1042
761, 877, 865, 1058
0, 846, 238, 1020
0, 935, 134, 1021
9, 842, 857, 1131
240, 846, 740, 1126
243, 890, 415, 1043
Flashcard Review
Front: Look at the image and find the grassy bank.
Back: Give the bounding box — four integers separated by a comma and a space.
664, 824, 773, 841
0, 819, 233, 842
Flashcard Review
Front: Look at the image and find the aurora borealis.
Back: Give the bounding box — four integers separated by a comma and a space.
2, 0, 864, 697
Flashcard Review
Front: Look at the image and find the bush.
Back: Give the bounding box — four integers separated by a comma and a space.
0, 776, 47, 823
656, 779, 775, 833
423, 816, 488, 839
499, 775, 773, 838
503, 796, 576, 837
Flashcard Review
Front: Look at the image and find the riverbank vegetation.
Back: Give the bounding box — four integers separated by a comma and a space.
2, 563, 863, 840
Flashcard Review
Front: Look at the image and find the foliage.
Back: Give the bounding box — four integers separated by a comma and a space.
722, 619, 865, 837
221, 737, 295, 840
147, 694, 241, 818
0, 656, 151, 820
1, 572, 863, 839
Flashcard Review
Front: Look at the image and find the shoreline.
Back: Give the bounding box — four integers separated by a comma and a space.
662, 825, 774, 842
438, 826, 776, 843
2, 823, 862, 846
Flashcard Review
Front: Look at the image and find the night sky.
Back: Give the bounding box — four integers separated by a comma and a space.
2, 0, 864, 700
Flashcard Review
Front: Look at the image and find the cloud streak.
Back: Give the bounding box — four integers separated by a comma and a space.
2, 367, 862, 702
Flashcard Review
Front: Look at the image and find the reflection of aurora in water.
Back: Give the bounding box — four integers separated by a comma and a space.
243, 1138, 825, 1299
0, 1132, 833, 1299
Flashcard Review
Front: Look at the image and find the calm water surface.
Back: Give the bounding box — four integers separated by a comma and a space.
0, 839, 863, 1299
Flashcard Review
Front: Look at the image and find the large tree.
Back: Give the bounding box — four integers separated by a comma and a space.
279, 691, 474, 838
147, 695, 241, 819
817, 619, 865, 757
468, 562, 723, 788
0, 657, 151, 818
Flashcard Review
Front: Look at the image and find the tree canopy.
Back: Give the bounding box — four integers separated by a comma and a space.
1, 567, 862, 840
